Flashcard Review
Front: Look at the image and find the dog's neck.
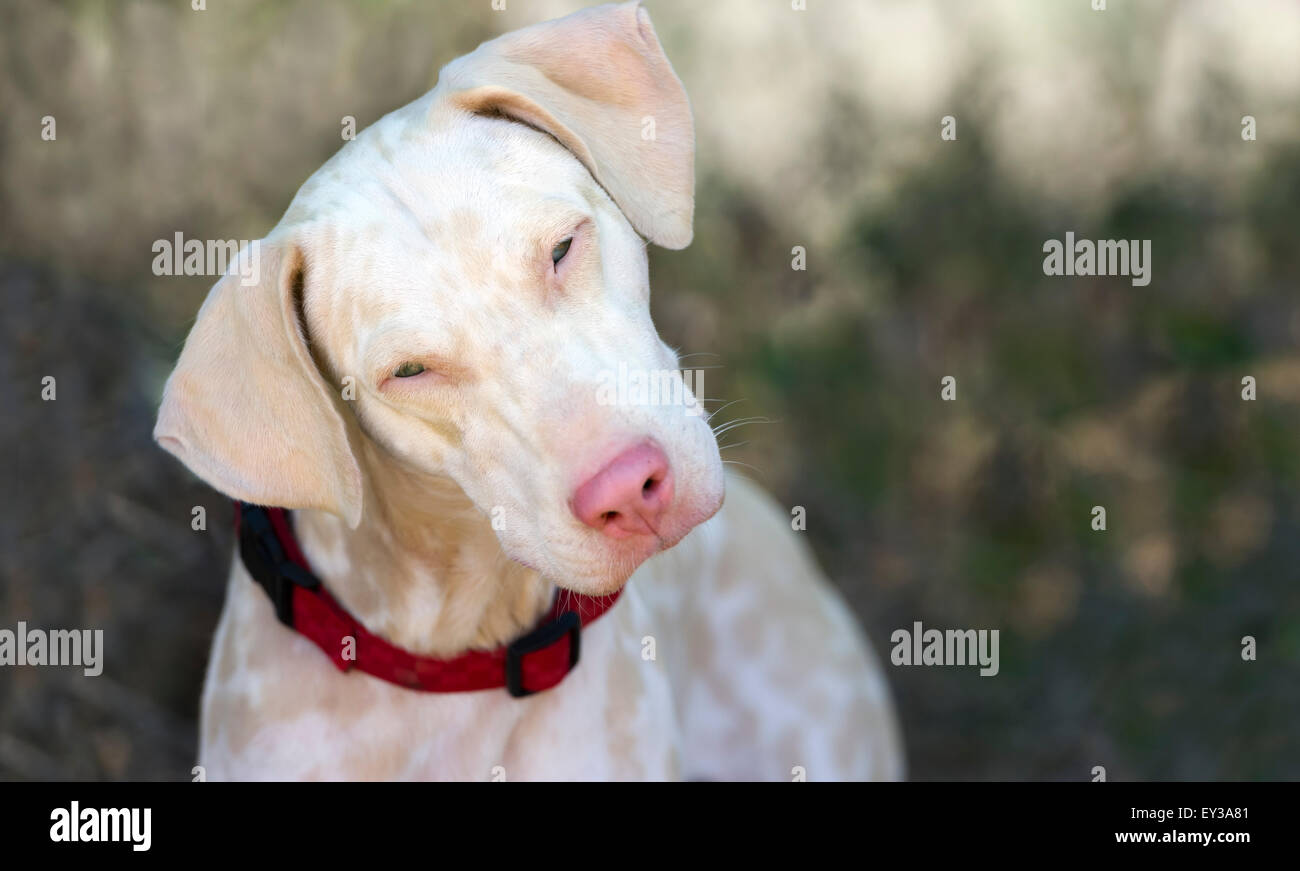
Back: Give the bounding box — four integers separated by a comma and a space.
291, 440, 554, 657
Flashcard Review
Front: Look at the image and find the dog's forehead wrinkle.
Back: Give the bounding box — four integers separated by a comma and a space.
289, 130, 615, 346
412, 123, 592, 218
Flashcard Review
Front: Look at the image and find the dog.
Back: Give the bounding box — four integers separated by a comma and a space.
154, 1, 902, 781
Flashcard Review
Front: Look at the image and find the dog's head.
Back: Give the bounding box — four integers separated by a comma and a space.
155, 1, 723, 594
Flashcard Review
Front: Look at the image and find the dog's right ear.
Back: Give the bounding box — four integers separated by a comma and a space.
154, 239, 363, 528
438, 0, 694, 249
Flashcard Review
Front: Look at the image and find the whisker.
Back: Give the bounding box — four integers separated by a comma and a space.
711, 416, 774, 438
705, 398, 748, 424
719, 461, 765, 487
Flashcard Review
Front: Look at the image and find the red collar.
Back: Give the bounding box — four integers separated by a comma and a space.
234, 502, 621, 697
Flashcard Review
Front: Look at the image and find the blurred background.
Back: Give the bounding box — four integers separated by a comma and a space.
2, 0, 1298, 780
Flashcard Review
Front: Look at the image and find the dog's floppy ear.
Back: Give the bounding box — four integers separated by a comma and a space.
440, 0, 694, 248
154, 238, 363, 528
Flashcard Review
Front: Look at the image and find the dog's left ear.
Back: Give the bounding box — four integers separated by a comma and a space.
154, 238, 364, 528
439, 0, 694, 248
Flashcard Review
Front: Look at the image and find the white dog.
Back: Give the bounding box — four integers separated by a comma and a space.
155, 1, 902, 781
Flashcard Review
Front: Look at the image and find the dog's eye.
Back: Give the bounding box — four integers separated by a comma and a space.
393, 362, 426, 378
551, 237, 572, 266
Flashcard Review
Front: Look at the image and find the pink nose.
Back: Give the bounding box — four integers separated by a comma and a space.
572, 442, 674, 538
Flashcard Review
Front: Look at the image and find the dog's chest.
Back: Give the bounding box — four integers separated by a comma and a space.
199, 568, 681, 781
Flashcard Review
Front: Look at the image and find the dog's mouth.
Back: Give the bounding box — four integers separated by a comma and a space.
586, 487, 725, 591
504, 497, 719, 595
506, 536, 659, 594
488, 433, 725, 593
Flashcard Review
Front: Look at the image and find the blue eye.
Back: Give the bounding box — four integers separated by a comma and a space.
551, 237, 572, 265
393, 362, 426, 378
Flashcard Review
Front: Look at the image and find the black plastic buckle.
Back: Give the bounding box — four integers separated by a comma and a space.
504, 611, 581, 698
237, 502, 319, 628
